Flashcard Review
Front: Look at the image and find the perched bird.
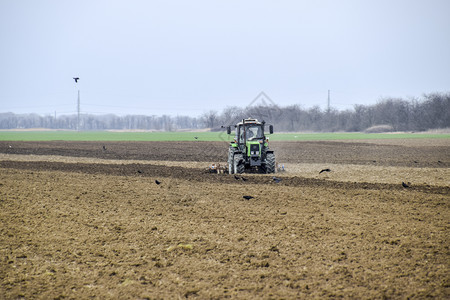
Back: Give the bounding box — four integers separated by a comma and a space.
241, 177, 248, 182
73, 77, 79, 83
402, 182, 410, 188
155, 180, 161, 185
243, 195, 254, 200
272, 176, 282, 183
319, 168, 331, 174
234, 175, 240, 180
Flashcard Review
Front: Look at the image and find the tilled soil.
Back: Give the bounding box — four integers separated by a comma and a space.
0, 139, 449, 299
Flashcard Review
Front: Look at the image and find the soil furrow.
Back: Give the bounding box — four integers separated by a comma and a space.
2, 160, 448, 195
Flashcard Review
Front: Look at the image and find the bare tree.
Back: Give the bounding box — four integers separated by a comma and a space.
201, 110, 218, 128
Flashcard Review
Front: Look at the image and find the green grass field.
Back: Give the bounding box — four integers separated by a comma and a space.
0, 131, 449, 141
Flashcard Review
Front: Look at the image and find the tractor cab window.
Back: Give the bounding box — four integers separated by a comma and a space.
238, 125, 263, 142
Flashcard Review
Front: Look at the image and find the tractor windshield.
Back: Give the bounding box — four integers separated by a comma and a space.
238, 124, 264, 142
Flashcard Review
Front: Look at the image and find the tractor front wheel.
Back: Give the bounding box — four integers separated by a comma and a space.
234, 154, 244, 174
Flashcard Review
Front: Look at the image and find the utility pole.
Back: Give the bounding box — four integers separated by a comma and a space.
327, 89, 331, 113
73, 77, 80, 131
77, 90, 80, 131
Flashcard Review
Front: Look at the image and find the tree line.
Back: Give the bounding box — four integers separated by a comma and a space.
1, 92, 448, 132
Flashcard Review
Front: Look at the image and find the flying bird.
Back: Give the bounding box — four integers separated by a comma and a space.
402, 182, 410, 188
155, 180, 161, 185
73, 77, 79, 83
243, 195, 254, 200
319, 168, 331, 174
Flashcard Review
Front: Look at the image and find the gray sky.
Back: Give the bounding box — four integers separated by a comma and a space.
1, 0, 449, 117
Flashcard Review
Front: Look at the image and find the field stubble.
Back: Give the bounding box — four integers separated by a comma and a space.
0, 139, 449, 299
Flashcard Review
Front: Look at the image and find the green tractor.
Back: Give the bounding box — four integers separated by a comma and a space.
226, 118, 276, 174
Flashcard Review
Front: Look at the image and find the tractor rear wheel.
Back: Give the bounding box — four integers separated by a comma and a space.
228, 149, 235, 174
234, 154, 244, 174
266, 152, 276, 173
228, 162, 234, 174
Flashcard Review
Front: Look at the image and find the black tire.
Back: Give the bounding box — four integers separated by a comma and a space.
234, 153, 244, 174
265, 152, 275, 174
228, 149, 235, 174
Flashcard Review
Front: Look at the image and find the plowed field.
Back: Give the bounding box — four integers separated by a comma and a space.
1, 139, 449, 299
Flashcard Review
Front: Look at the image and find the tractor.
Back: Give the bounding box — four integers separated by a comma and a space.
226, 118, 276, 174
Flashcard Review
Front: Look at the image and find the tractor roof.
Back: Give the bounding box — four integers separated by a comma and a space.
237, 118, 263, 126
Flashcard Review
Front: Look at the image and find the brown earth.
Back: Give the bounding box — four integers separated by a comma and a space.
0, 139, 449, 299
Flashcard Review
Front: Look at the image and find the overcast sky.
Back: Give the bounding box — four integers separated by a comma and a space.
1, 0, 449, 117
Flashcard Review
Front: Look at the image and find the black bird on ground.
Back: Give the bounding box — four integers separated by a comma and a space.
241, 177, 248, 182
234, 175, 240, 180
102, 145, 107, 151
272, 176, 282, 183
73, 77, 79, 83
319, 168, 331, 174
194, 136, 198, 140
137, 170, 142, 174
402, 182, 410, 188
155, 180, 161, 185
243, 195, 254, 200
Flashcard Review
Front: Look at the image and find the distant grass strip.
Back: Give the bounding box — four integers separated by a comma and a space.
0, 131, 229, 142
0, 131, 448, 142
269, 132, 450, 141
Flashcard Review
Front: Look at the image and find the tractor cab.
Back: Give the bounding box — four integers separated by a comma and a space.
238, 123, 264, 143
227, 119, 273, 144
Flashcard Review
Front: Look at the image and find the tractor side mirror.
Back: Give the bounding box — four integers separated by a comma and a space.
227, 126, 231, 135
269, 125, 274, 134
